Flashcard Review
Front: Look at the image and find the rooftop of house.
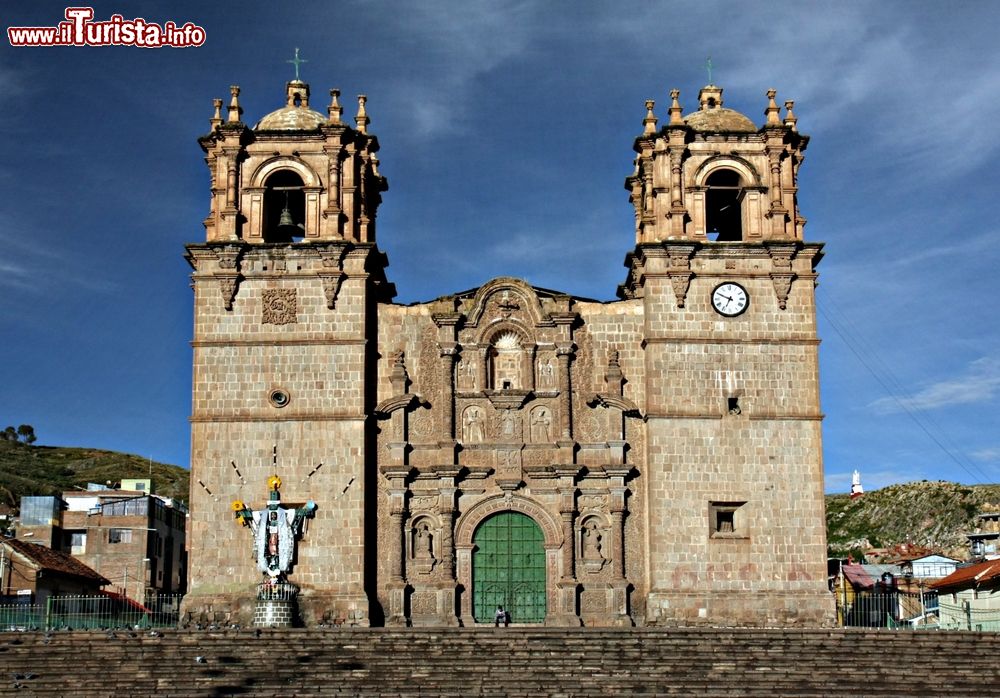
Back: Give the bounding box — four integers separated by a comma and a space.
2, 538, 109, 584
930, 560, 1000, 593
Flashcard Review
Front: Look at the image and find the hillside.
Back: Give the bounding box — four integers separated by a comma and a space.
826, 480, 1000, 559
0, 441, 189, 511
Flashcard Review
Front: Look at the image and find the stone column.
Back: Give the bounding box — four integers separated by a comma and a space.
607, 471, 631, 624
224, 150, 239, 212
556, 343, 574, 439
438, 343, 458, 439
437, 485, 457, 580
560, 509, 575, 581
522, 345, 536, 392
479, 346, 490, 391
385, 481, 408, 625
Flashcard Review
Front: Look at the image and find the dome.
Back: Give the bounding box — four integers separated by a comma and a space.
254, 80, 326, 131
255, 105, 326, 131
683, 84, 758, 133
684, 107, 757, 133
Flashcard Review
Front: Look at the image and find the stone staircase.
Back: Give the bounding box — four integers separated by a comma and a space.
1, 627, 999, 696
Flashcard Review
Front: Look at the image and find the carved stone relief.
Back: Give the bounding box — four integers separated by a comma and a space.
493, 410, 521, 442
261, 289, 297, 325
411, 518, 437, 575
462, 405, 486, 443
580, 517, 608, 573
537, 357, 556, 389
457, 357, 477, 391
529, 406, 553, 443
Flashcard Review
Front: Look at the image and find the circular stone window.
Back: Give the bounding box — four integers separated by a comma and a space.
268, 389, 291, 408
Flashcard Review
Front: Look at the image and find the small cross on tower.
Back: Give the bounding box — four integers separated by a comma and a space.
287, 47, 308, 81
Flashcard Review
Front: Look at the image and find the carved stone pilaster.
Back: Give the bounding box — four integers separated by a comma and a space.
438, 342, 458, 439
560, 510, 576, 581
555, 342, 575, 440
437, 485, 457, 580
324, 147, 343, 219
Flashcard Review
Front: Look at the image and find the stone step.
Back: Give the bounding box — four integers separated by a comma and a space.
2, 628, 998, 697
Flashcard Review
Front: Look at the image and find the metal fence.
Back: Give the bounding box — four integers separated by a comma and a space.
0, 593, 182, 631
838, 590, 939, 629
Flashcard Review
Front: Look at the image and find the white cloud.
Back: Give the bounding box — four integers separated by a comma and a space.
870, 356, 1000, 413
971, 448, 1000, 463
369, 0, 543, 138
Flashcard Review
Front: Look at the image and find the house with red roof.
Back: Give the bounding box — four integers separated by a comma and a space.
0, 537, 109, 606
930, 560, 1000, 631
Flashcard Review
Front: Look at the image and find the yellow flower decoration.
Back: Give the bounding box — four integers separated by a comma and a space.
267, 474, 282, 491
231, 500, 245, 512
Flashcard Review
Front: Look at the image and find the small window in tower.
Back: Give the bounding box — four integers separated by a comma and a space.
705, 169, 744, 242
263, 170, 306, 243
727, 396, 741, 415
709, 501, 747, 539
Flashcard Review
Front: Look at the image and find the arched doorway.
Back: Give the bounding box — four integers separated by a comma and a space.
472, 512, 546, 623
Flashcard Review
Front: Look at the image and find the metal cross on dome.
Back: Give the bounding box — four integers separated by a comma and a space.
287, 48, 308, 81
706, 56, 714, 84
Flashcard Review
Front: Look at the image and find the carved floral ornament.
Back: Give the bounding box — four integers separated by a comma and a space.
262, 288, 298, 325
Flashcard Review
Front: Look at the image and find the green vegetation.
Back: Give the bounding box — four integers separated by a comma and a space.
0, 440, 189, 511
826, 480, 1000, 559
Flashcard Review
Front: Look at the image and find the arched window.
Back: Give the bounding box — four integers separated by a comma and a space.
263, 170, 305, 242
705, 169, 743, 241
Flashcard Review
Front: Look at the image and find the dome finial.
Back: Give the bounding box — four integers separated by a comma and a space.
765, 89, 780, 125
355, 94, 369, 134
705, 55, 714, 85
285, 80, 310, 108
697, 84, 724, 110
668, 89, 683, 125
783, 99, 797, 132
227, 85, 242, 123
286, 47, 308, 82
643, 99, 658, 135
210, 98, 223, 130
328, 89, 342, 124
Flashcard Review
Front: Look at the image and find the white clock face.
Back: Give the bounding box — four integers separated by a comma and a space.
712, 282, 749, 317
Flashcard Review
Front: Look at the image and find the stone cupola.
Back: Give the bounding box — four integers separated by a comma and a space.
624, 85, 808, 243
198, 79, 388, 244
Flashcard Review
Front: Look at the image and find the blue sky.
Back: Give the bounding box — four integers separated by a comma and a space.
1, 1, 998, 493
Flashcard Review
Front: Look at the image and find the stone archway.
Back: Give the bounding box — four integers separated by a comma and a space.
454, 495, 562, 625
472, 511, 546, 623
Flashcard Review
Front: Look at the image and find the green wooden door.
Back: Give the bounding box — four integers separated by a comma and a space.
472, 512, 546, 623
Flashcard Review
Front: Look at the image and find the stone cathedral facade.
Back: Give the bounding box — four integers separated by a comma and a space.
182, 78, 834, 627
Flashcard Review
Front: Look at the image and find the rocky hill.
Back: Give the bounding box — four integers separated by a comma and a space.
826, 480, 1000, 559
0, 441, 189, 512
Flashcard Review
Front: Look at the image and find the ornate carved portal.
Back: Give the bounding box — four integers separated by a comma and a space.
376, 280, 637, 627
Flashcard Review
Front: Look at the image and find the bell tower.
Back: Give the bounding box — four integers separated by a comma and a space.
622, 85, 833, 625
183, 76, 393, 626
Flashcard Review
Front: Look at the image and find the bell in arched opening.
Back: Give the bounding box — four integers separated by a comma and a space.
263, 170, 306, 242
705, 169, 744, 242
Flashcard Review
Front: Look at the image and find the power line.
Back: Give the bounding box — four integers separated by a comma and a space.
817, 287, 991, 484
